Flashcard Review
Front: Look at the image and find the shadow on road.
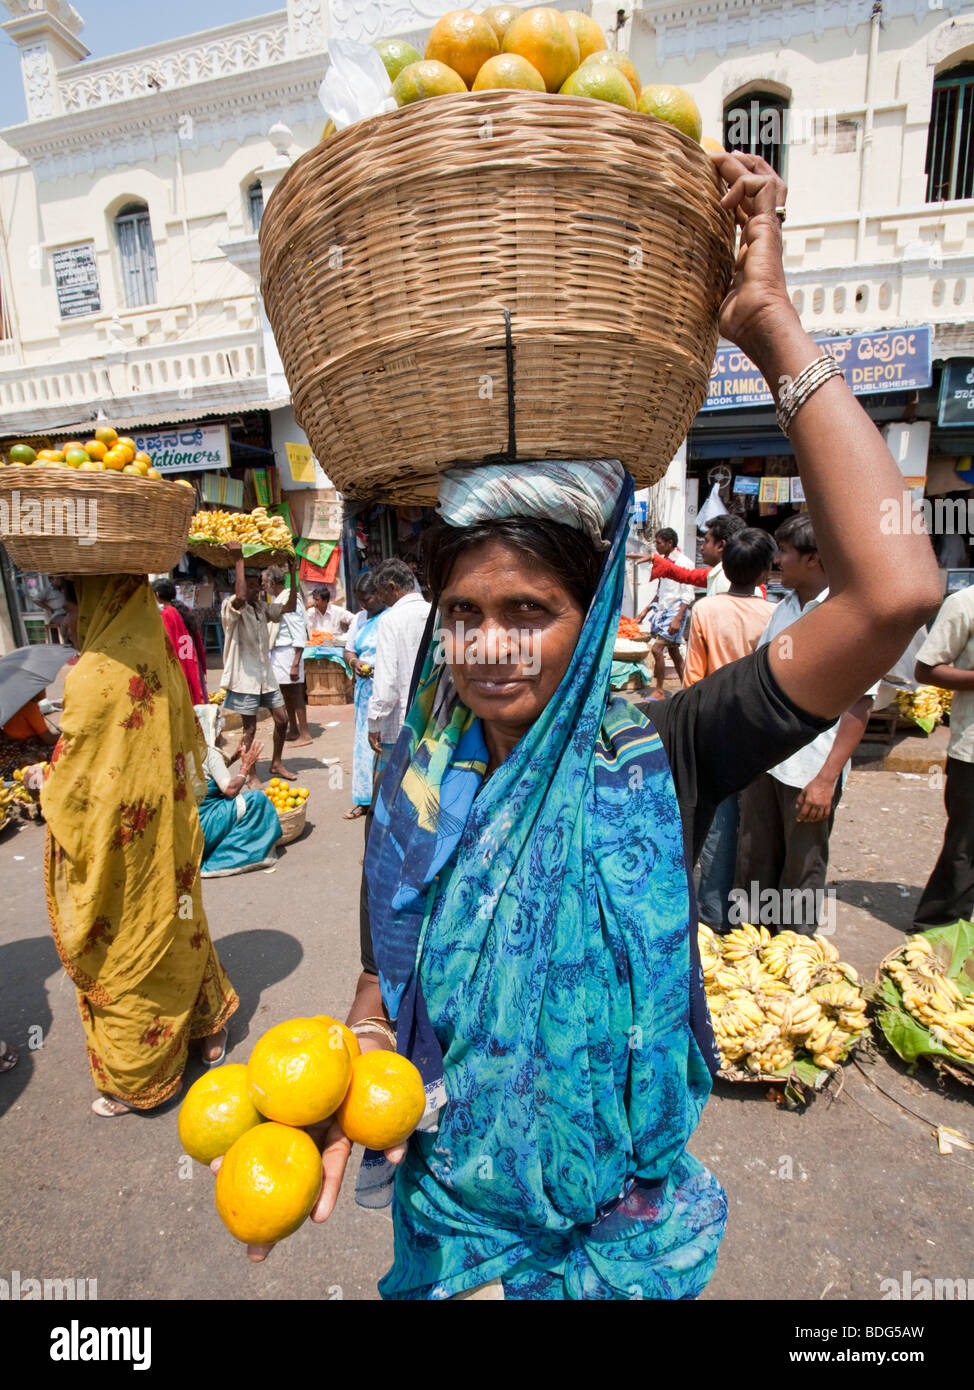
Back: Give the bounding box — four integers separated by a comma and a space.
211, 928, 303, 1045
830, 878, 918, 932
0, 934, 61, 1119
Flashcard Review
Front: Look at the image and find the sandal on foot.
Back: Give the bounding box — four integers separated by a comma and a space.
343, 806, 367, 820
203, 1027, 229, 1067
0, 1042, 18, 1073
92, 1094, 136, 1117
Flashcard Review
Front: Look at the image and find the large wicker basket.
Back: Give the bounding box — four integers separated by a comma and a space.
260, 91, 736, 504
276, 800, 308, 846
0, 467, 195, 574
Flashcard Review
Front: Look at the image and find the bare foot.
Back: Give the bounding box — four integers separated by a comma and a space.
202, 1026, 228, 1064
284, 728, 299, 742
269, 762, 296, 781
343, 806, 366, 820
289, 735, 314, 747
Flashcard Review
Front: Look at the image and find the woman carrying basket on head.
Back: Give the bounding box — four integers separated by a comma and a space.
342, 571, 387, 820
45, 576, 238, 1116
228, 156, 940, 1296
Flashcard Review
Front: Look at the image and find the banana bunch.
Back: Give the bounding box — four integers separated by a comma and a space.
884, 934, 974, 1062
190, 507, 294, 554
700, 924, 869, 1075
894, 685, 951, 728
209, 687, 226, 705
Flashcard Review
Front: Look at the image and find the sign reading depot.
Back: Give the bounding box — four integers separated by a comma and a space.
131, 423, 230, 474
703, 327, 933, 412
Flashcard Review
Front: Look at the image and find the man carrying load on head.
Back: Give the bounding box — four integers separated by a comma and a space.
220, 543, 299, 783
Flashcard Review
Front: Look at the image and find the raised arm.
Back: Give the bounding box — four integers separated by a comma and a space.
712, 152, 941, 719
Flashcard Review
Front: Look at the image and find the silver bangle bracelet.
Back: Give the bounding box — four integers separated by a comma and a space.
349, 1018, 397, 1049
776, 354, 844, 436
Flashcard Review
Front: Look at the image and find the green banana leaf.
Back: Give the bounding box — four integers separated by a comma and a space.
876, 921, 974, 1066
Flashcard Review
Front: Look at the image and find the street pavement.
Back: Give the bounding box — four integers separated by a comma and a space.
0, 702, 971, 1302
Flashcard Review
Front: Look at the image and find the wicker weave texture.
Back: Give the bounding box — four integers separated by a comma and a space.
0, 469, 194, 575
260, 91, 735, 504
188, 542, 294, 571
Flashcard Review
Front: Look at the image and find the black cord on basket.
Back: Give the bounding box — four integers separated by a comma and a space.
482, 308, 517, 466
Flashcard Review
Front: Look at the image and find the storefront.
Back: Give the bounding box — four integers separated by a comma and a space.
686, 325, 936, 560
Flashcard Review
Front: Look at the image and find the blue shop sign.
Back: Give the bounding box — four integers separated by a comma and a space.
703, 327, 932, 412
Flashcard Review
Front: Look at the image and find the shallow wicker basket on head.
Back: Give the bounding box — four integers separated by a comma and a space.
260, 91, 736, 504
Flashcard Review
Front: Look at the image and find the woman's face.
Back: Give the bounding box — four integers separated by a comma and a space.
438, 539, 586, 735
359, 589, 383, 616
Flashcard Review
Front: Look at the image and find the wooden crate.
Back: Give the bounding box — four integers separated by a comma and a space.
305, 657, 352, 706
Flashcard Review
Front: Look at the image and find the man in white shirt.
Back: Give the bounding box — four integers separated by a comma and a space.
637, 527, 695, 694
912, 584, 974, 926
367, 558, 431, 773
736, 514, 877, 932
264, 565, 312, 747
221, 544, 298, 782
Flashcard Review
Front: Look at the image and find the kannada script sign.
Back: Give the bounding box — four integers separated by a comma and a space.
703, 327, 933, 412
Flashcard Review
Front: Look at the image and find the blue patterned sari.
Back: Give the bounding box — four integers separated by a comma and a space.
364, 478, 724, 1299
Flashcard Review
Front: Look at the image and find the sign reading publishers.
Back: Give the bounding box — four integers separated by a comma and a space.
131, 423, 230, 475
703, 327, 933, 412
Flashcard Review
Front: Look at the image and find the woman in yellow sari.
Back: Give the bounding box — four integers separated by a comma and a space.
42, 574, 238, 1116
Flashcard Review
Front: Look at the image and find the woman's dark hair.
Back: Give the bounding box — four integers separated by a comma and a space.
722, 528, 776, 588
775, 512, 818, 556
152, 576, 198, 634
423, 516, 604, 613
355, 571, 377, 597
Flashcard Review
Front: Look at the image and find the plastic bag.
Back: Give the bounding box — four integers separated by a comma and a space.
318, 38, 398, 131
696, 480, 728, 531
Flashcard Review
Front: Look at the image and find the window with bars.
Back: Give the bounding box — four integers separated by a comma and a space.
925, 63, 974, 203
114, 202, 158, 308
248, 181, 264, 233
723, 92, 788, 176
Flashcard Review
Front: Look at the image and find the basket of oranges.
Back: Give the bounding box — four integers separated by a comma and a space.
259, 8, 735, 504
0, 425, 195, 575
265, 780, 310, 845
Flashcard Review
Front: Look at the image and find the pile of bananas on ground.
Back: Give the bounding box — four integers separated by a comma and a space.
701, 924, 869, 1076
894, 685, 952, 729
883, 934, 974, 1063
189, 507, 294, 554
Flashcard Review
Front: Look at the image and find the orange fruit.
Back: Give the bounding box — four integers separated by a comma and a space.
94, 426, 118, 446
116, 436, 138, 453
134, 451, 153, 466
336, 1051, 426, 1150
425, 9, 499, 87
246, 1017, 351, 1127
78, 461, 104, 471
61, 441, 84, 453
560, 63, 636, 109
472, 52, 545, 90
215, 1122, 322, 1246
116, 445, 136, 464
701, 135, 725, 153
580, 49, 641, 98
313, 1015, 361, 1060
37, 449, 64, 462
375, 37, 422, 82
102, 448, 128, 471
8, 444, 35, 465
392, 59, 468, 106
637, 83, 702, 141
177, 1064, 264, 1165
563, 9, 606, 62
502, 7, 579, 91
122, 463, 142, 475
63, 447, 90, 467
146, 467, 162, 479
483, 3, 521, 42
83, 440, 107, 460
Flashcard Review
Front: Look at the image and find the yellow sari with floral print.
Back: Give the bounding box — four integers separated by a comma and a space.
42, 575, 238, 1109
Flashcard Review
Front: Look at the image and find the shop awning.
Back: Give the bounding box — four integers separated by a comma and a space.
0, 398, 292, 443
689, 433, 794, 459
